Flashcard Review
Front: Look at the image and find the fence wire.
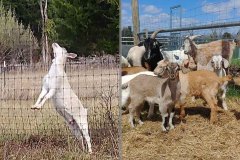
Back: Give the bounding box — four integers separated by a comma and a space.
141, 0, 240, 32
0, 54, 120, 159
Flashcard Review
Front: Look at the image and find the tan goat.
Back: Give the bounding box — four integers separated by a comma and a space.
183, 36, 236, 70
178, 70, 232, 123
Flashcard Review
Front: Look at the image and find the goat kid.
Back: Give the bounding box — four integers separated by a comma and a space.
123, 61, 181, 131
32, 43, 92, 153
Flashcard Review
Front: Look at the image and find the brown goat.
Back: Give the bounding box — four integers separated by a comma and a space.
184, 36, 236, 70
178, 70, 232, 123
122, 66, 147, 76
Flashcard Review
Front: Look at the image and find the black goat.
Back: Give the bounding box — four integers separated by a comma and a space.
138, 29, 164, 71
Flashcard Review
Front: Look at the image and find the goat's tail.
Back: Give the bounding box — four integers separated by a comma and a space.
121, 83, 130, 114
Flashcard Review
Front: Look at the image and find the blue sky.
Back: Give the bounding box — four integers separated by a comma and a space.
121, 0, 240, 32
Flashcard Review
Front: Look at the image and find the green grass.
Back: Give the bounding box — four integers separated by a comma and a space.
230, 58, 240, 68
227, 84, 240, 97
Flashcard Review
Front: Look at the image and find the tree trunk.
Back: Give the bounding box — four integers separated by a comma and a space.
39, 0, 49, 64
132, 0, 140, 45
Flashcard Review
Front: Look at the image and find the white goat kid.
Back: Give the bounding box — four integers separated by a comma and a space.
208, 54, 229, 110
32, 43, 92, 153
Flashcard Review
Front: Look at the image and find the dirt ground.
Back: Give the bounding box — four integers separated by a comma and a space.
122, 97, 240, 160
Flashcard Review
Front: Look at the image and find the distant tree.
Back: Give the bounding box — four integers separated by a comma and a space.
2, 0, 119, 55
210, 28, 223, 40
122, 26, 133, 37
222, 32, 232, 39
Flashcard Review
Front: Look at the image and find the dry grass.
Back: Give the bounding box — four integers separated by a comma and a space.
0, 65, 119, 159
122, 96, 240, 160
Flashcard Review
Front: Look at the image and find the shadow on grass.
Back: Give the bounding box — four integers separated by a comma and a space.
230, 109, 240, 120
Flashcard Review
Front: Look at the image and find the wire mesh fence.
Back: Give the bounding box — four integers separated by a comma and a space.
0, 54, 120, 159
140, 0, 240, 31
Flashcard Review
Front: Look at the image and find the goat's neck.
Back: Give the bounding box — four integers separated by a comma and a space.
51, 59, 66, 75
214, 68, 226, 77
189, 40, 198, 61
168, 75, 180, 101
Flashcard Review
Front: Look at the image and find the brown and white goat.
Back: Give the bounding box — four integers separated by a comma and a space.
178, 70, 232, 123
122, 61, 181, 131
183, 35, 236, 70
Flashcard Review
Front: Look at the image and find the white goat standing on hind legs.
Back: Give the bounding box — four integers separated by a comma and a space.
31, 43, 92, 153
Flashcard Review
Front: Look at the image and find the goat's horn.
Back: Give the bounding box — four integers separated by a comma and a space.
187, 35, 202, 40
150, 28, 164, 39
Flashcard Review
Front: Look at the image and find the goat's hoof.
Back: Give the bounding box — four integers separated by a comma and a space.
169, 125, 175, 130
223, 105, 228, 110
130, 124, 135, 128
31, 105, 41, 110
210, 119, 217, 124
161, 127, 167, 132
138, 121, 144, 125
88, 150, 93, 154
180, 119, 186, 124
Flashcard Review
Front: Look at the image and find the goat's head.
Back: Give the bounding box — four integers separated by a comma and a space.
211, 54, 229, 70
142, 29, 164, 60
183, 35, 202, 55
52, 43, 77, 64
143, 38, 160, 60
154, 60, 180, 79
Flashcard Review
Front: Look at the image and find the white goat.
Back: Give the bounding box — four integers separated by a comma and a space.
126, 45, 145, 66
209, 54, 229, 77
207, 54, 230, 110
32, 43, 92, 153
162, 49, 189, 65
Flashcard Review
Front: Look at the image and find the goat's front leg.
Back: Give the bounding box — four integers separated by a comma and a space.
159, 105, 168, 131
32, 87, 48, 109
202, 91, 218, 123
38, 89, 56, 108
161, 113, 168, 132
221, 87, 228, 110
178, 95, 186, 121
168, 105, 175, 130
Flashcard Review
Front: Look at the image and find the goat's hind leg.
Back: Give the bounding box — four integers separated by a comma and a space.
74, 115, 92, 153
147, 102, 155, 119
62, 110, 92, 153
202, 90, 218, 124
135, 106, 144, 125
220, 87, 228, 110
32, 87, 48, 109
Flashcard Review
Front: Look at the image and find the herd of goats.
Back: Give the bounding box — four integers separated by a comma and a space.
121, 28, 240, 131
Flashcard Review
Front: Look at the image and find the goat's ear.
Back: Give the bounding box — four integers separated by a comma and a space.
183, 59, 189, 68
67, 53, 77, 59
222, 58, 229, 68
206, 59, 214, 71
181, 66, 191, 74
